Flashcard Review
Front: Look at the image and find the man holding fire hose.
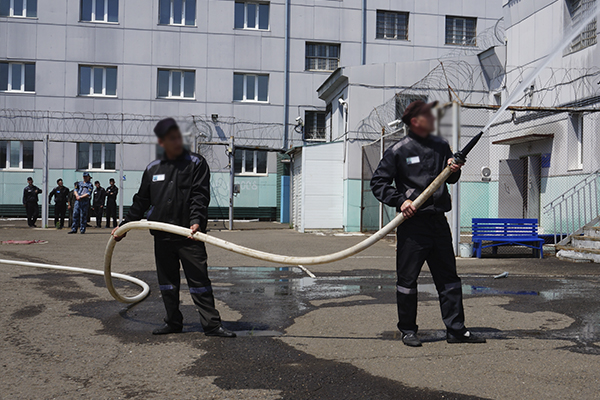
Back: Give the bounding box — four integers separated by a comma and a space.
371, 100, 486, 347
112, 118, 235, 338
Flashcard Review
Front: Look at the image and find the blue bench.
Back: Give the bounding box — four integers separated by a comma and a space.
471, 218, 544, 259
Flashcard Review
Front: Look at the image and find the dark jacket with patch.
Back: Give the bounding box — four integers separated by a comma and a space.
23, 185, 42, 204
122, 150, 210, 239
49, 186, 70, 204
370, 131, 460, 215
93, 187, 106, 208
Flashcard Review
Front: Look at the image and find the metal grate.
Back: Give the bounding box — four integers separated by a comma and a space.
445, 16, 477, 46
566, 0, 597, 54
376, 10, 409, 40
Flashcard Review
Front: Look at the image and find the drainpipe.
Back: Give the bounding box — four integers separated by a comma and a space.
361, 0, 367, 65
283, 0, 291, 149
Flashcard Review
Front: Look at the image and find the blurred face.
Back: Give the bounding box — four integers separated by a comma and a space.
158, 128, 184, 158
27, 179, 33, 185
410, 109, 436, 135
83, 176, 91, 183
109, 180, 115, 186
95, 182, 100, 188
58, 180, 63, 187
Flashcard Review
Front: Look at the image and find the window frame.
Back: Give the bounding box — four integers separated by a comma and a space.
1, 62, 35, 93
445, 15, 477, 46
305, 42, 341, 72
2, 0, 37, 18
80, 0, 118, 23
233, 73, 269, 103
158, 0, 196, 26
157, 68, 196, 99
77, 143, 116, 171
565, 0, 597, 54
234, 150, 268, 176
304, 110, 327, 142
234, 1, 270, 30
0, 140, 34, 170
376, 10, 409, 41
78, 65, 118, 97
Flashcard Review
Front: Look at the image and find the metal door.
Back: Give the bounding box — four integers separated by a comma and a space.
498, 159, 525, 218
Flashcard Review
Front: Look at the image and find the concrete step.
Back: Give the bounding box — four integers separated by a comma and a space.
583, 226, 600, 238
556, 248, 600, 263
572, 235, 600, 250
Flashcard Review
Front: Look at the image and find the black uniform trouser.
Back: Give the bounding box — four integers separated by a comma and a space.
94, 206, 104, 227
396, 213, 466, 335
54, 202, 67, 228
25, 202, 38, 226
154, 237, 222, 331
105, 201, 117, 227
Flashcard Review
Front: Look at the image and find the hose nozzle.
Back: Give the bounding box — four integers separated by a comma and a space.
453, 131, 484, 164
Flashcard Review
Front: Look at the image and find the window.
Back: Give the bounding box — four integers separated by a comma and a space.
568, 113, 584, 170
304, 111, 327, 141
159, 0, 196, 26
0, 62, 35, 92
235, 2, 269, 30
305, 43, 340, 71
0, 141, 34, 169
394, 94, 427, 121
80, 0, 118, 22
566, 0, 597, 54
77, 143, 116, 170
376, 10, 409, 40
234, 150, 267, 175
79, 66, 117, 96
0, 0, 36, 17
233, 73, 268, 102
445, 16, 477, 46
157, 69, 195, 99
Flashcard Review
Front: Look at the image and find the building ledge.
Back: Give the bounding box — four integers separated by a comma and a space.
492, 133, 554, 145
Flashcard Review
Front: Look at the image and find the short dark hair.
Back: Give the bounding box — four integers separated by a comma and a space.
94, 181, 100, 185
57, 178, 63, 183
27, 177, 33, 181
154, 117, 179, 138
109, 178, 115, 183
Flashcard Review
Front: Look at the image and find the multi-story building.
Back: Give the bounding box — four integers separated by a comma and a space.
0, 0, 503, 222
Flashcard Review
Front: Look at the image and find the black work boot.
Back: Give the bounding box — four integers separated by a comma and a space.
152, 324, 183, 335
447, 330, 486, 344
205, 326, 236, 338
402, 332, 422, 347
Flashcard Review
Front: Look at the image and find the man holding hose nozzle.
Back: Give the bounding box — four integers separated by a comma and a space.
371, 100, 486, 347
112, 118, 235, 338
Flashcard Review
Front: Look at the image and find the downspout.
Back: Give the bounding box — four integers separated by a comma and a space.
283, 0, 291, 149
361, 0, 366, 65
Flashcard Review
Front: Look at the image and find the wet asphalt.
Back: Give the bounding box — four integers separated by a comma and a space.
12, 263, 600, 400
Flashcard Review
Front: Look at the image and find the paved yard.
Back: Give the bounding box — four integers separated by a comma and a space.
0, 220, 599, 399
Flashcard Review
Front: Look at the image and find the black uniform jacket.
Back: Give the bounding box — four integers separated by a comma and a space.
106, 185, 118, 203
370, 130, 460, 215
122, 150, 210, 239
93, 187, 106, 208
23, 185, 41, 204
49, 186, 70, 204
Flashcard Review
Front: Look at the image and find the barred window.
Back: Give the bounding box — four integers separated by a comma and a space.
445, 16, 477, 46
305, 43, 340, 71
376, 10, 409, 40
304, 111, 327, 141
566, 0, 597, 54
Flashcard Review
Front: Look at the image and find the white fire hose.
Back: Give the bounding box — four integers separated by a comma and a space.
0, 167, 452, 305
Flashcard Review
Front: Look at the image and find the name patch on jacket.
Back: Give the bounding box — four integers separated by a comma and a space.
406, 156, 420, 165
152, 174, 165, 182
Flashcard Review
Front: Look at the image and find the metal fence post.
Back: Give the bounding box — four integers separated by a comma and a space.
228, 136, 235, 231
451, 102, 461, 254
41, 134, 49, 228
118, 114, 124, 223
378, 127, 384, 230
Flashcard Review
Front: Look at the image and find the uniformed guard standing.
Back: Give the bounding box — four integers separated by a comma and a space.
105, 178, 119, 228
69, 172, 93, 234
371, 100, 486, 347
49, 178, 70, 229
92, 181, 106, 228
23, 177, 42, 228
113, 118, 236, 338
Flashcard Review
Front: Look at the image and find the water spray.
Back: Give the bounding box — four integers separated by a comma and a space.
4, 4, 600, 305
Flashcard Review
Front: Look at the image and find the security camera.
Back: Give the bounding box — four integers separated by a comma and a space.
388, 119, 402, 129
295, 116, 304, 126
338, 98, 348, 107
